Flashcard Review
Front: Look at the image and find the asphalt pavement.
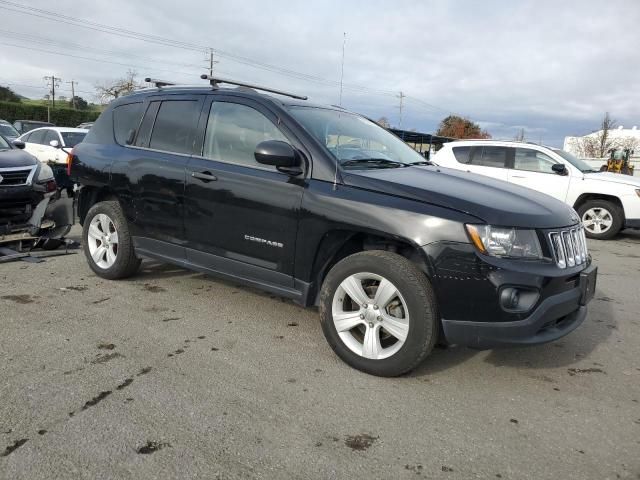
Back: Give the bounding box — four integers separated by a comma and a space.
1, 226, 639, 479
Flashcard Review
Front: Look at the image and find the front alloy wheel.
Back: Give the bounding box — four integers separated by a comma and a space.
332, 273, 409, 360
87, 213, 119, 269
581, 207, 613, 236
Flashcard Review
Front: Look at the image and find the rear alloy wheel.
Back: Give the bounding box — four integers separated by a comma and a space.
83, 200, 141, 279
320, 250, 438, 377
578, 200, 623, 240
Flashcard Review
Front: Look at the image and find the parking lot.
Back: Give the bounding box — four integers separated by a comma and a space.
1, 226, 639, 480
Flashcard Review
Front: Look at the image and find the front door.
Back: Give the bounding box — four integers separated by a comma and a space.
184, 96, 305, 287
507, 147, 570, 201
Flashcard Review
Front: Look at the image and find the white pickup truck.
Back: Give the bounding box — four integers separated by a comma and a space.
433, 140, 640, 239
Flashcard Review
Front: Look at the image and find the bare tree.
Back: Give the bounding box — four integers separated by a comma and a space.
569, 112, 619, 158
376, 116, 391, 129
95, 70, 143, 103
514, 128, 526, 142
596, 112, 617, 158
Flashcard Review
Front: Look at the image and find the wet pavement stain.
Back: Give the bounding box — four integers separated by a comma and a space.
287, 322, 299, 327
91, 352, 124, 364
568, 367, 606, 376
344, 434, 378, 451
211, 347, 219, 351
143, 284, 166, 293
161, 317, 181, 322
405, 464, 424, 474
442, 466, 454, 472
136, 441, 171, 454
81, 391, 112, 410
510, 418, 519, 424
37, 430, 47, 435
1, 438, 28, 457
173, 349, 185, 355
60, 286, 88, 292
97, 343, 116, 350
116, 378, 134, 390
1, 294, 35, 304
597, 296, 614, 302
197, 335, 206, 339
91, 297, 110, 304
137, 367, 152, 376
63, 367, 85, 375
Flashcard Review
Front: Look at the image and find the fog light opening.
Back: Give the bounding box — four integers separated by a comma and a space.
499, 287, 539, 313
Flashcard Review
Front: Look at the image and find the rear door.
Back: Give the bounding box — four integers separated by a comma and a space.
450, 145, 510, 182
184, 95, 305, 286
507, 147, 570, 201
22, 129, 46, 160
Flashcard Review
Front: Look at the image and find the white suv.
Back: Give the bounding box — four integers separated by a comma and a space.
433, 140, 640, 240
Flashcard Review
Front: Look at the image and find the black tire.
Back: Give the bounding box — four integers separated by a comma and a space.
577, 200, 623, 240
82, 200, 141, 279
319, 250, 438, 377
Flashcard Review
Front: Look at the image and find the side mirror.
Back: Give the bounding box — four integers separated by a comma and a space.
552, 163, 567, 175
50, 140, 61, 148
12, 140, 25, 149
255, 140, 302, 174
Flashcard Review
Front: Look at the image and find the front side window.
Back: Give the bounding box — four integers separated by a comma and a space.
44, 130, 59, 146
113, 102, 143, 146
0, 123, 19, 137
61, 132, 87, 147
513, 148, 557, 174
202, 102, 288, 167
149, 100, 200, 154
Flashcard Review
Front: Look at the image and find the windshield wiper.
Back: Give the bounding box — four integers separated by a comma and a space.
341, 158, 406, 169
408, 161, 433, 166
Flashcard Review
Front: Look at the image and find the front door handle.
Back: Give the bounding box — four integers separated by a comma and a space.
191, 171, 218, 182
511, 175, 526, 179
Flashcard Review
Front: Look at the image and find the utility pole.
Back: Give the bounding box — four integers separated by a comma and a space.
339, 32, 346, 106
207, 48, 218, 77
43, 75, 61, 108
397, 91, 405, 129
67, 80, 78, 109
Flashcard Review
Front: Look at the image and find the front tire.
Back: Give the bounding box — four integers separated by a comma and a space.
578, 200, 623, 240
319, 251, 438, 377
82, 200, 140, 279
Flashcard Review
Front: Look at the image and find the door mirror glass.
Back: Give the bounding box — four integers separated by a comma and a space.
49, 140, 61, 148
255, 140, 300, 168
551, 163, 567, 175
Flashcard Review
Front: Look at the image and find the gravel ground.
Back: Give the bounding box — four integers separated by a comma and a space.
1, 226, 639, 480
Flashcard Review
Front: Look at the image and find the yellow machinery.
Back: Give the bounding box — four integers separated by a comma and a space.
601, 148, 635, 175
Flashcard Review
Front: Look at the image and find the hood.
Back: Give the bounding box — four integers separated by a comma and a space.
583, 171, 640, 188
0, 148, 38, 168
342, 165, 579, 229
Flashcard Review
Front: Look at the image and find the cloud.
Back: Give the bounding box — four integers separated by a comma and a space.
0, 0, 638, 146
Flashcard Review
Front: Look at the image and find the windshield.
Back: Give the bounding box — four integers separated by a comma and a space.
288, 107, 427, 169
61, 131, 86, 147
0, 135, 9, 149
0, 123, 19, 137
553, 149, 597, 173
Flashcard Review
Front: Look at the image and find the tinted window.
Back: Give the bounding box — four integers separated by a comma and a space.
44, 130, 59, 145
203, 102, 288, 167
149, 100, 200, 154
514, 148, 557, 173
472, 146, 508, 168
28, 129, 47, 145
113, 102, 143, 146
61, 132, 86, 147
452, 146, 472, 164
0, 123, 18, 137
135, 101, 160, 148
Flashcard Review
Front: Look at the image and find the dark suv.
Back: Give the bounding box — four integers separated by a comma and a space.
70, 78, 597, 376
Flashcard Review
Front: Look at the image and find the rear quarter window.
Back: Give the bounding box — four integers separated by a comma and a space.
113, 102, 144, 146
452, 146, 472, 164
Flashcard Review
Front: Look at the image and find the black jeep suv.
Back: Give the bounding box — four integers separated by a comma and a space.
70, 78, 596, 376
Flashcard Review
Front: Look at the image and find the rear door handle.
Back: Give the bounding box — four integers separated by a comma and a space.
191, 171, 218, 182
511, 175, 526, 179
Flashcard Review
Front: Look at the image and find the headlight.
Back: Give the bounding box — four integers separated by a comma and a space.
36, 163, 54, 182
465, 224, 542, 259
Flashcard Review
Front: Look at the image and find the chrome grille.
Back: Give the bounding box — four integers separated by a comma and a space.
0, 166, 36, 186
549, 226, 588, 269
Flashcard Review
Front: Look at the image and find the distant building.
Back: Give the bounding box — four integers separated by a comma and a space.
564, 125, 640, 158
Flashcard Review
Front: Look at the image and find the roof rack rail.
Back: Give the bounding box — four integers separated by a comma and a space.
144, 77, 177, 88
200, 74, 307, 100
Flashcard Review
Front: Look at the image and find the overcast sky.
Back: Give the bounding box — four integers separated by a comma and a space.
0, 0, 638, 146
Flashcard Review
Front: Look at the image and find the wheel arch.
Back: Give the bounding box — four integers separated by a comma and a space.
77, 186, 119, 225
573, 193, 625, 219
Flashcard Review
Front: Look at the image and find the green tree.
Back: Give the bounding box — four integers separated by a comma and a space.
436, 115, 491, 139
0, 85, 21, 103
69, 96, 89, 110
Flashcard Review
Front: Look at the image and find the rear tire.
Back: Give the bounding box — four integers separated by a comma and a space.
319, 250, 438, 377
577, 200, 623, 240
82, 200, 140, 279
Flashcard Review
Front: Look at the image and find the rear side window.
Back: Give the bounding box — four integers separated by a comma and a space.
61, 132, 86, 148
113, 102, 143, 146
452, 146, 472, 164
28, 129, 47, 145
149, 100, 200, 154
474, 146, 508, 168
